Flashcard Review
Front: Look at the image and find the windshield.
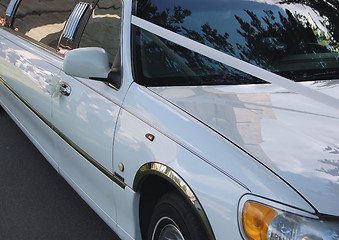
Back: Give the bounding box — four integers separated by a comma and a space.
133, 0, 339, 86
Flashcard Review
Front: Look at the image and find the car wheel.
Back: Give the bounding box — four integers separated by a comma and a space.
147, 191, 208, 240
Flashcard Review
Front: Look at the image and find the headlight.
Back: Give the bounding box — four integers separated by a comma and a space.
239, 196, 339, 240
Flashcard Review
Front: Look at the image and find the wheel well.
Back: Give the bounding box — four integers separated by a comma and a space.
138, 175, 175, 239
135, 163, 216, 239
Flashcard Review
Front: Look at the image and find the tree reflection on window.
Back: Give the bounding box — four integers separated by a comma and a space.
135, 0, 339, 86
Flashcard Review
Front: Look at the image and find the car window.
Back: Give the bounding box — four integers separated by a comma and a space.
11, 0, 92, 49
134, 28, 264, 86
134, 0, 339, 86
79, 0, 121, 66
0, 0, 10, 22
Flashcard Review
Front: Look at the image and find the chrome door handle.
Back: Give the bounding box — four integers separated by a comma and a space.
59, 81, 71, 96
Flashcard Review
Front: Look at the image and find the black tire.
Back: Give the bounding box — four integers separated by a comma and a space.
147, 191, 208, 240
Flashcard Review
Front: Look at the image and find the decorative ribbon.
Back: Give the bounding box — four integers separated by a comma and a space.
132, 16, 339, 111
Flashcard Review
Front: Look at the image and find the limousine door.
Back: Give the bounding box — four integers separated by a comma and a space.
51, 0, 123, 227
0, 0, 68, 169
1, 0, 123, 227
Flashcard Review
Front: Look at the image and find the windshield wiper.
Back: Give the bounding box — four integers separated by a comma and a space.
290, 69, 339, 82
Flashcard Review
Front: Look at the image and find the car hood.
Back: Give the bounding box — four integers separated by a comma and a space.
150, 80, 339, 216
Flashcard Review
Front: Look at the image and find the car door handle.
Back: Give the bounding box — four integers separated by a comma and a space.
59, 81, 72, 96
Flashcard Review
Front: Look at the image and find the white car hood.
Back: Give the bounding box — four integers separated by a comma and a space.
150, 80, 339, 216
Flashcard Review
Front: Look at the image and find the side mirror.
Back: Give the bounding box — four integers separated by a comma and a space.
63, 47, 121, 89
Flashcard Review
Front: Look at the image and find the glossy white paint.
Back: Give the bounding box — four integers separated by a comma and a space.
55, 133, 118, 231
0, 31, 58, 122
63, 47, 111, 79
0, 24, 120, 234
52, 71, 119, 172
0, 77, 59, 171
1, 1, 339, 239
150, 81, 339, 216
114, 83, 315, 239
0, 31, 60, 170
113, 185, 142, 240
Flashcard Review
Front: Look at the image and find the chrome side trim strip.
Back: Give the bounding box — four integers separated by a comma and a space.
0, 77, 125, 189
134, 162, 215, 240
63, 2, 89, 40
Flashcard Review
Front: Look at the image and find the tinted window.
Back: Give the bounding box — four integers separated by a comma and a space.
12, 0, 91, 49
79, 0, 121, 65
134, 0, 339, 86
134, 28, 264, 86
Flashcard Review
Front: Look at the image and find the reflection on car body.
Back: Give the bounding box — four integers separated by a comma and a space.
1, 0, 339, 239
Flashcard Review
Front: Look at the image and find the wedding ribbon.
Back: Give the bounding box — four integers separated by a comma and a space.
132, 15, 339, 111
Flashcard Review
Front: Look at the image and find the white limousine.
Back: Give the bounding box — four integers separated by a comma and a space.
1, 0, 339, 239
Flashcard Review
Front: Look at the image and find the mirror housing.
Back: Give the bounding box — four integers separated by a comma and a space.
63, 47, 121, 89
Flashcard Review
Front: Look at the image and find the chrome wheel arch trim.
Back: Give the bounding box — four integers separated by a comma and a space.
133, 162, 216, 240
61, 2, 89, 41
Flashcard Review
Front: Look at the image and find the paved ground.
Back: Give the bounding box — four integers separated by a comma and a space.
0, 106, 120, 240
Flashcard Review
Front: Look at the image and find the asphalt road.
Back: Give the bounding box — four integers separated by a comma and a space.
0, 106, 120, 240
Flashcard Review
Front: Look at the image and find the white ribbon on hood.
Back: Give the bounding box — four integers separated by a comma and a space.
132, 16, 339, 111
